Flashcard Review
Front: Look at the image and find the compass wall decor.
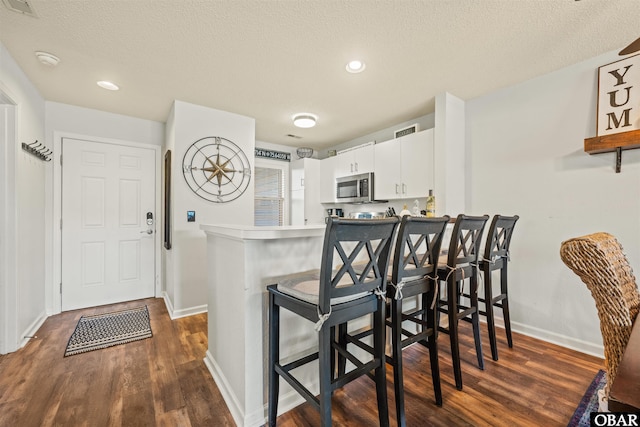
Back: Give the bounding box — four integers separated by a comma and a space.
182, 136, 251, 203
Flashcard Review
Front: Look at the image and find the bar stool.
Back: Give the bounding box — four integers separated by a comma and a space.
478, 214, 519, 361
339, 215, 449, 426
436, 214, 489, 390
387, 216, 449, 425
267, 217, 399, 427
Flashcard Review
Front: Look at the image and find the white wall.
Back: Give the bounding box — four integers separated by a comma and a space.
45, 102, 164, 146
0, 42, 47, 353
163, 100, 255, 317
466, 49, 639, 356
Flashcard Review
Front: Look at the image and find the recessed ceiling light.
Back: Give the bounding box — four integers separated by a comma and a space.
346, 60, 366, 73
292, 113, 317, 128
97, 81, 119, 91
35, 51, 59, 67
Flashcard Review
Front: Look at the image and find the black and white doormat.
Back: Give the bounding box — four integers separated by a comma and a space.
64, 306, 153, 357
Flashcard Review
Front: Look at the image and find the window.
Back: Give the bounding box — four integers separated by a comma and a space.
254, 161, 287, 226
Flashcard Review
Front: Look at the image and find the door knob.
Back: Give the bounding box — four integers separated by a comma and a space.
140, 229, 153, 234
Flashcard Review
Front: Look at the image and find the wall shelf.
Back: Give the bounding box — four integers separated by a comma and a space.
584, 129, 640, 172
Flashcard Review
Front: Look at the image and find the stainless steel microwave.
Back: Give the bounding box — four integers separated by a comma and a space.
336, 172, 375, 203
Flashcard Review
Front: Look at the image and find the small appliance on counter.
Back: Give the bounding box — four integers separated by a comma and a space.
349, 211, 387, 219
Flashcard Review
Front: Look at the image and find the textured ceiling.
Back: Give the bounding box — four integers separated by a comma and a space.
1, 0, 639, 149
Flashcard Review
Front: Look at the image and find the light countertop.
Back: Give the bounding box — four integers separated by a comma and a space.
200, 223, 326, 240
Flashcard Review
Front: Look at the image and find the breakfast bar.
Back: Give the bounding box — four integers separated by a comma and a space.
200, 224, 326, 427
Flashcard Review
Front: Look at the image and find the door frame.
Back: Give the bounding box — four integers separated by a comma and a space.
0, 87, 17, 354
52, 131, 162, 314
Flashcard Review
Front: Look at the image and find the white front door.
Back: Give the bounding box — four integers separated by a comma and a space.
61, 138, 156, 311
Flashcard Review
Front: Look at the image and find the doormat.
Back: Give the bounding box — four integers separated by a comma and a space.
64, 306, 152, 357
567, 369, 606, 427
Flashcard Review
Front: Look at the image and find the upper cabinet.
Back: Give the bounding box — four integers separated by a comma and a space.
290, 158, 324, 225
374, 129, 434, 200
320, 155, 338, 203
335, 143, 375, 177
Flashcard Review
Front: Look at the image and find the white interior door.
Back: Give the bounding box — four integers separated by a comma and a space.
61, 138, 156, 311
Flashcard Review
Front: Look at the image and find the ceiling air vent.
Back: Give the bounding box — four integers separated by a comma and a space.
2, 0, 37, 17
394, 123, 419, 139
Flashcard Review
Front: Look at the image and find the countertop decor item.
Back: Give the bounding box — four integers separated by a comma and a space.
296, 147, 314, 158
182, 136, 251, 203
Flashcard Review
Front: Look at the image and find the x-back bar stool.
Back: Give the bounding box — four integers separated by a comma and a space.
387, 215, 449, 426
339, 215, 449, 426
267, 217, 399, 427
478, 214, 519, 361
436, 214, 489, 390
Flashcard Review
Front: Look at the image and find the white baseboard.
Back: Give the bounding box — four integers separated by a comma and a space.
161, 292, 207, 319
203, 350, 290, 427
443, 314, 604, 359
204, 350, 247, 426
509, 319, 604, 358
16, 310, 48, 351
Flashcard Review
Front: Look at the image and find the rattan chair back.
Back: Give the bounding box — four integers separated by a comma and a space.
560, 232, 640, 394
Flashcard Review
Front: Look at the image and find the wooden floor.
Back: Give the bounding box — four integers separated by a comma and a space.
0, 297, 603, 426
0, 298, 235, 427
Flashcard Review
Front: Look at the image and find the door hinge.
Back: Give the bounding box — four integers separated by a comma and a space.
59, 155, 62, 166
60, 218, 62, 229
59, 283, 62, 294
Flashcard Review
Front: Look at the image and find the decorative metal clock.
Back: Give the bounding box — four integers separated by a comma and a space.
182, 136, 251, 203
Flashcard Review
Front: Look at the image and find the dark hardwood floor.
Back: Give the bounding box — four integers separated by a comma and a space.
0, 298, 235, 427
0, 297, 603, 426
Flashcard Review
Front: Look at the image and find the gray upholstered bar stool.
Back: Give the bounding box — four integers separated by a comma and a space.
267, 217, 399, 427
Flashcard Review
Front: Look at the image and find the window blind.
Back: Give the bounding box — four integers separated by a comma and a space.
254, 166, 284, 226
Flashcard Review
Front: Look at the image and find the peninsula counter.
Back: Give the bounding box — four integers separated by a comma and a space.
200, 224, 326, 427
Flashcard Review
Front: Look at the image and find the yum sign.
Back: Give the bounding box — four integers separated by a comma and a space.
597, 54, 640, 136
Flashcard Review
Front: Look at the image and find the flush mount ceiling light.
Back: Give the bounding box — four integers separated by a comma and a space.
35, 51, 59, 67
346, 60, 366, 73
97, 80, 119, 91
292, 113, 317, 128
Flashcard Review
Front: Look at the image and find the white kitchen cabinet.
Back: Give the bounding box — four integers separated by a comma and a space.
290, 158, 324, 225
291, 161, 305, 191
320, 155, 337, 203
335, 143, 374, 177
374, 129, 434, 200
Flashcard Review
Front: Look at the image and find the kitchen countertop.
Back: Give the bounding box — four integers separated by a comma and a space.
200, 223, 325, 240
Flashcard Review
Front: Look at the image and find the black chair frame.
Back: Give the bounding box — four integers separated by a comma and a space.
436, 214, 489, 390
477, 214, 519, 361
339, 215, 449, 427
268, 217, 399, 427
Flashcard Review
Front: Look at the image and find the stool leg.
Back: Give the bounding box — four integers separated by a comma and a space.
390, 296, 406, 427
501, 267, 513, 348
319, 324, 333, 427
268, 293, 280, 426
470, 275, 485, 371
448, 278, 463, 390
484, 267, 499, 361
337, 323, 347, 376
373, 300, 390, 427
426, 290, 442, 406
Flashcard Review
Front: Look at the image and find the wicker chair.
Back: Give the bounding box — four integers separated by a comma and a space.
559, 232, 640, 395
